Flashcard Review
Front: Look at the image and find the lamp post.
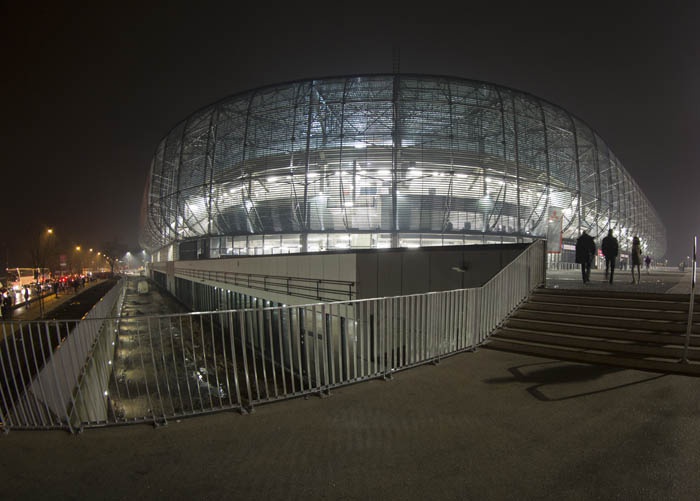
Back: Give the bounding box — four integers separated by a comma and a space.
87, 248, 94, 275
33, 227, 56, 319
73, 246, 82, 275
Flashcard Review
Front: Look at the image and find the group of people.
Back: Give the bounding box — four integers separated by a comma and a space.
575, 229, 649, 285
0, 275, 92, 321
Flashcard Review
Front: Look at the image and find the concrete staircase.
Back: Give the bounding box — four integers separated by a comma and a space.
485, 287, 700, 376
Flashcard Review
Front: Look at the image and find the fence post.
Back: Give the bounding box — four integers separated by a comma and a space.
682, 236, 696, 363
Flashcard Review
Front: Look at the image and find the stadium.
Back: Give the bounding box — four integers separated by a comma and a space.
139, 74, 666, 264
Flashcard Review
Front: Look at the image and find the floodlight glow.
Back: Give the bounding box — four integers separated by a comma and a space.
140, 74, 666, 259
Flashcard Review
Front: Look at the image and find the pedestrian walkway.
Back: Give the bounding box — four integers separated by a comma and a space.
546, 267, 692, 294
9, 280, 107, 322
2, 270, 700, 500
2, 345, 699, 500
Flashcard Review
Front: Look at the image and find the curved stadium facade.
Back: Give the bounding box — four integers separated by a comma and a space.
140, 74, 666, 262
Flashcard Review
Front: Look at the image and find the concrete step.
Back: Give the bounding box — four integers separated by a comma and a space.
484, 338, 700, 377
535, 287, 694, 303
510, 309, 694, 333
520, 301, 693, 321
484, 286, 700, 376
504, 317, 700, 347
528, 293, 690, 312
493, 327, 700, 361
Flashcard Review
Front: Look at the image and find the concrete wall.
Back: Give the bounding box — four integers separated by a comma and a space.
355, 244, 528, 299
71, 317, 119, 426
176, 252, 357, 284
151, 243, 530, 305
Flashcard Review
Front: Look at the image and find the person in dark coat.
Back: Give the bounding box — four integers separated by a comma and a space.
575, 229, 596, 283
601, 229, 619, 284
1, 290, 13, 320
631, 235, 643, 284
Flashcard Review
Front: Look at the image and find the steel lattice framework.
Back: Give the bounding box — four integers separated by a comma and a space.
140, 74, 666, 259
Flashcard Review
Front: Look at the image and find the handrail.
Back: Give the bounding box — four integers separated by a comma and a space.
0, 279, 125, 432
0, 240, 544, 432
682, 236, 696, 363
174, 267, 356, 301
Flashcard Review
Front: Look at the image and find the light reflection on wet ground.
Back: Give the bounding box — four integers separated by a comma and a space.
109, 277, 254, 422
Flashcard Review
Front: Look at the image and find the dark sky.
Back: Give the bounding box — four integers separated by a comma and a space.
2, 2, 699, 266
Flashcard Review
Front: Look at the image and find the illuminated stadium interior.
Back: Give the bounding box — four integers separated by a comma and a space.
140, 74, 665, 262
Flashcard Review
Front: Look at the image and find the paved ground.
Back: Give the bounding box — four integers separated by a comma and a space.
2, 269, 699, 500
546, 267, 692, 294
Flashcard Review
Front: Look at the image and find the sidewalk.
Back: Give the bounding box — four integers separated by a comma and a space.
2, 346, 699, 500
546, 267, 692, 294
9, 280, 107, 321
2, 272, 700, 499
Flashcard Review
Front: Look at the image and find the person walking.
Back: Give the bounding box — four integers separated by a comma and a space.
631, 235, 643, 284
575, 229, 596, 284
644, 255, 651, 273
2, 290, 13, 319
23, 285, 30, 308
0, 289, 6, 319
601, 229, 619, 284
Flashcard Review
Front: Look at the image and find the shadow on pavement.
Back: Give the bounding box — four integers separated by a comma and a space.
484, 359, 668, 401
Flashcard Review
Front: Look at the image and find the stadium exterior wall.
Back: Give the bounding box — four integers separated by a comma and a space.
139, 74, 666, 262
149, 243, 528, 305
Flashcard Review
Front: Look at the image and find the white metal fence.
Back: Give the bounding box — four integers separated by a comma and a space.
0, 279, 126, 432
0, 240, 544, 432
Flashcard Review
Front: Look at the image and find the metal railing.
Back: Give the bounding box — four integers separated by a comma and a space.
547, 261, 579, 271
172, 268, 356, 302
682, 236, 697, 363
0, 240, 544, 432
0, 279, 125, 432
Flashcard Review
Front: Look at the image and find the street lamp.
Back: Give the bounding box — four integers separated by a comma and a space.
34, 227, 56, 318
72, 246, 82, 274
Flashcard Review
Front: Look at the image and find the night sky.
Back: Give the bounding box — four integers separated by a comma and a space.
2, 3, 698, 267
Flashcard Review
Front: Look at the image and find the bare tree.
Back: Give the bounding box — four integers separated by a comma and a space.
101, 240, 128, 275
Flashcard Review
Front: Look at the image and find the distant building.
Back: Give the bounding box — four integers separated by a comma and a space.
140, 74, 665, 264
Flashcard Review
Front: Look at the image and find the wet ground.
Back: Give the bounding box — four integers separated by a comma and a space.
119, 275, 190, 318
109, 277, 225, 422
109, 276, 289, 423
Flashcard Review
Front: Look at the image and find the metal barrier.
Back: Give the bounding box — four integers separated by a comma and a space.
547, 261, 579, 271
682, 236, 697, 363
0, 279, 125, 432
172, 268, 356, 302
0, 240, 544, 432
